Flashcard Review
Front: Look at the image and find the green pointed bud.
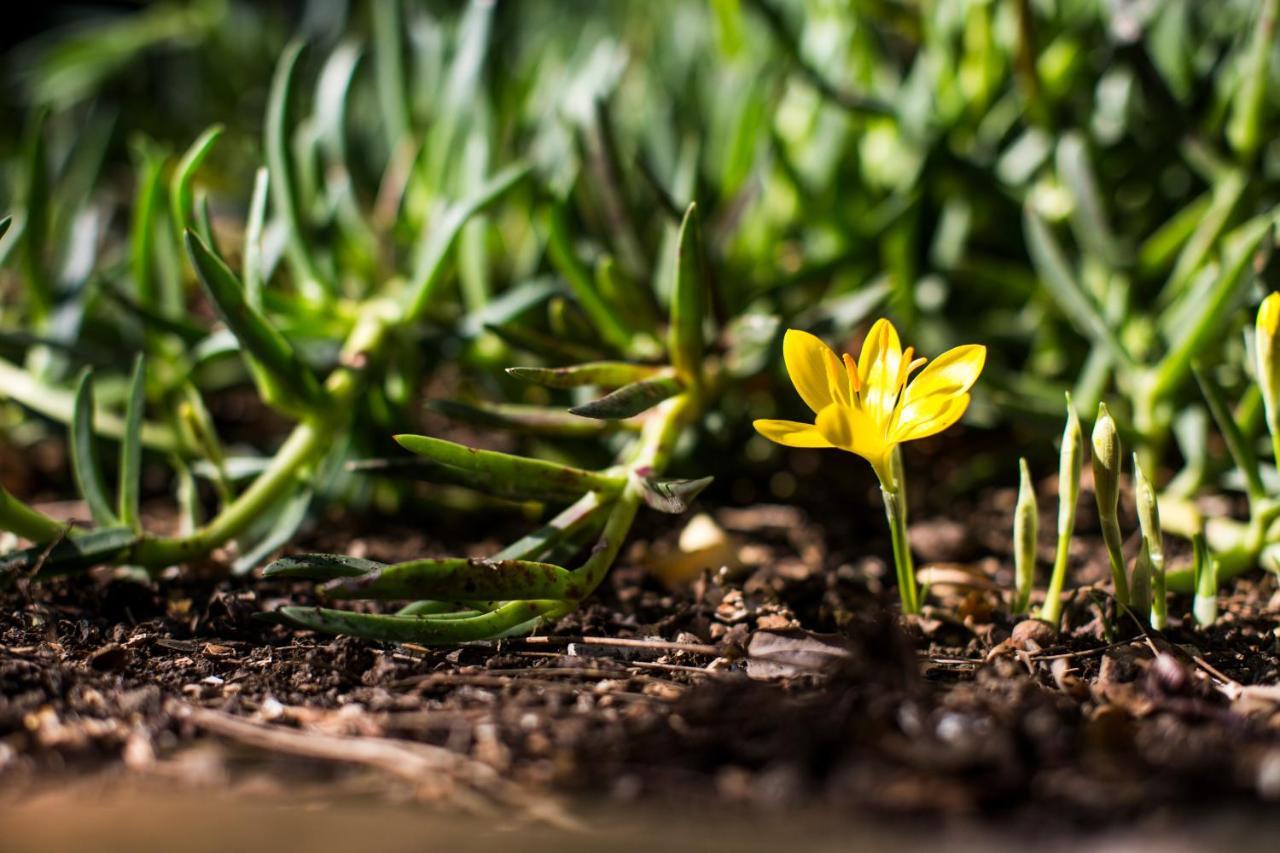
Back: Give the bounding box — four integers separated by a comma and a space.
1091, 403, 1121, 516
1192, 533, 1219, 627
1013, 458, 1038, 614
1132, 454, 1166, 629
1042, 393, 1084, 627
1091, 402, 1129, 606
1058, 394, 1083, 538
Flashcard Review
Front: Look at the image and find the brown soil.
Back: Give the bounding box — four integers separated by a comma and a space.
4, 462, 1280, 842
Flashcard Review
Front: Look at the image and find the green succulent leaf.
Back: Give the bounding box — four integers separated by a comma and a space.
393, 434, 624, 501
267, 601, 553, 644
427, 400, 629, 437
639, 475, 714, 514
569, 376, 684, 420
321, 556, 582, 601
264, 553, 386, 582
1, 527, 136, 583
506, 361, 665, 389
0, 484, 65, 543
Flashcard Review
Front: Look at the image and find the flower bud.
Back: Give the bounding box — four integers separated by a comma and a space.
1091, 402, 1121, 519
1092, 402, 1128, 605
1058, 393, 1083, 537
1013, 458, 1038, 614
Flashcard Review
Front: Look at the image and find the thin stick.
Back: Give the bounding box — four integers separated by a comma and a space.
492, 635, 721, 657
168, 700, 576, 828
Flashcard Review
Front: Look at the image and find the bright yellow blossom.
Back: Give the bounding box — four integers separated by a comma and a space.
753, 319, 986, 484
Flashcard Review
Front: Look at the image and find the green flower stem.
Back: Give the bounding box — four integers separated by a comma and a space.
880, 483, 919, 615
1098, 512, 1130, 608
1041, 395, 1082, 627
130, 301, 398, 569
1040, 530, 1073, 627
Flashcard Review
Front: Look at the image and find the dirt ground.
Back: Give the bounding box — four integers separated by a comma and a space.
4, 453, 1280, 847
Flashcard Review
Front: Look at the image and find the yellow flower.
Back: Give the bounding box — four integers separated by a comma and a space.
753, 319, 986, 483
1257, 292, 1280, 426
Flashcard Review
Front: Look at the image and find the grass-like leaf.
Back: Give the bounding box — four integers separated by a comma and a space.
669, 202, 707, 384
1023, 206, 1137, 373
544, 202, 634, 353
169, 124, 223, 239
127, 141, 166, 313
1192, 364, 1265, 502
0, 356, 181, 453
1056, 133, 1124, 269
1152, 217, 1272, 400
403, 162, 531, 322
70, 370, 121, 528
242, 167, 270, 309
185, 230, 324, 411
20, 115, 52, 321
117, 354, 146, 531
266, 39, 328, 301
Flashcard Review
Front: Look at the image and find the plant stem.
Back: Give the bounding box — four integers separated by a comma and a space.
1099, 512, 1130, 607
881, 484, 919, 615
0, 485, 67, 542
1040, 531, 1072, 626
130, 302, 397, 569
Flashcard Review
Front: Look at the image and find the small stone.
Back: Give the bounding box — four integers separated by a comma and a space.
1010, 618, 1056, 650
1151, 652, 1191, 695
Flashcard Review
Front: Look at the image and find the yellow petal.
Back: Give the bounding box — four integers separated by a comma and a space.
896, 344, 985, 427
822, 347, 852, 407
783, 329, 839, 414
1260, 292, 1280, 337
753, 419, 833, 449
815, 404, 891, 471
856, 319, 905, 423
892, 393, 971, 443
842, 353, 861, 394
